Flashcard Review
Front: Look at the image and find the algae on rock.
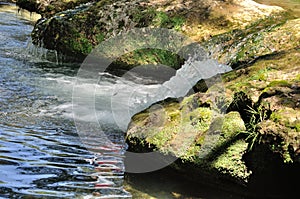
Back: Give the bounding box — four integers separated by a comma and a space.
126, 6, 300, 194
20, 0, 287, 67
127, 93, 251, 184
204, 15, 300, 66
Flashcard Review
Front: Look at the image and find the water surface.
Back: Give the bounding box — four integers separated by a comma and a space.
0, 3, 129, 198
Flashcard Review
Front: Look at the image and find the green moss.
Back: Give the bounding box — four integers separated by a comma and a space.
232, 30, 265, 63
270, 108, 300, 131
146, 128, 175, 149
66, 36, 93, 55
183, 108, 212, 130
95, 33, 105, 43
222, 70, 239, 82
295, 122, 300, 132
168, 110, 180, 121
249, 67, 272, 81
183, 112, 245, 164
206, 11, 297, 66
287, 120, 300, 132
211, 139, 251, 180
151, 11, 185, 31
46, 5, 56, 11
222, 112, 246, 138
180, 94, 196, 108
270, 111, 283, 123
267, 80, 291, 88
295, 74, 300, 81
261, 80, 292, 94
244, 12, 291, 31
171, 16, 185, 31
227, 81, 253, 93
117, 48, 184, 69
195, 133, 206, 146
182, 145, 201, 162
79, 37, 93, 54
153, 12, 169, 26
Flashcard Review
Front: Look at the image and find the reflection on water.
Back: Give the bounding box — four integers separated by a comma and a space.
0, 3, 129, 198
124, 168, 249, 199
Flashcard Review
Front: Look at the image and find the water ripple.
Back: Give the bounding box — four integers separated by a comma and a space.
0, 4, 130, 198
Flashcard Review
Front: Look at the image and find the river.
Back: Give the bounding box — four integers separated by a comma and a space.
0, 3, 132, 198
0, 2, 263, 199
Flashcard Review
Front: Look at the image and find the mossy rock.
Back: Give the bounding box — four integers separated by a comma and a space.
28, 0, 288, 67
223, 48, 300, 163
224, 49, 300, 101
211, 139, 250, 181
126, 23, 300, 196
30, 0, 189, 66
205, 14, 300, 67
127, 90, 249, 183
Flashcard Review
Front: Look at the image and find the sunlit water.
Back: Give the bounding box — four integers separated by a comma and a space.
0, 3, 130, 198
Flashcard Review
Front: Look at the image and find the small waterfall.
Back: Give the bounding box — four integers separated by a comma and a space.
25, 38, 64, 64
107, 58, 232, 131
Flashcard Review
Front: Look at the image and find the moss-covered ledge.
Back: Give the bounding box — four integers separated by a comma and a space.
126, 45, 300, 199
126, 90, 250, 185
204, 15, 300, 67
24, 0, 287, 66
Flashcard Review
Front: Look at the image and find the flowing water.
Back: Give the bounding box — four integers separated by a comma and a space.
0, 3, 241, 199
3, 0, 297, 198
0, 3, 131, 198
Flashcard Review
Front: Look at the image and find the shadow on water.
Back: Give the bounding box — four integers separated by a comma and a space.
124, 167, 249, 199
